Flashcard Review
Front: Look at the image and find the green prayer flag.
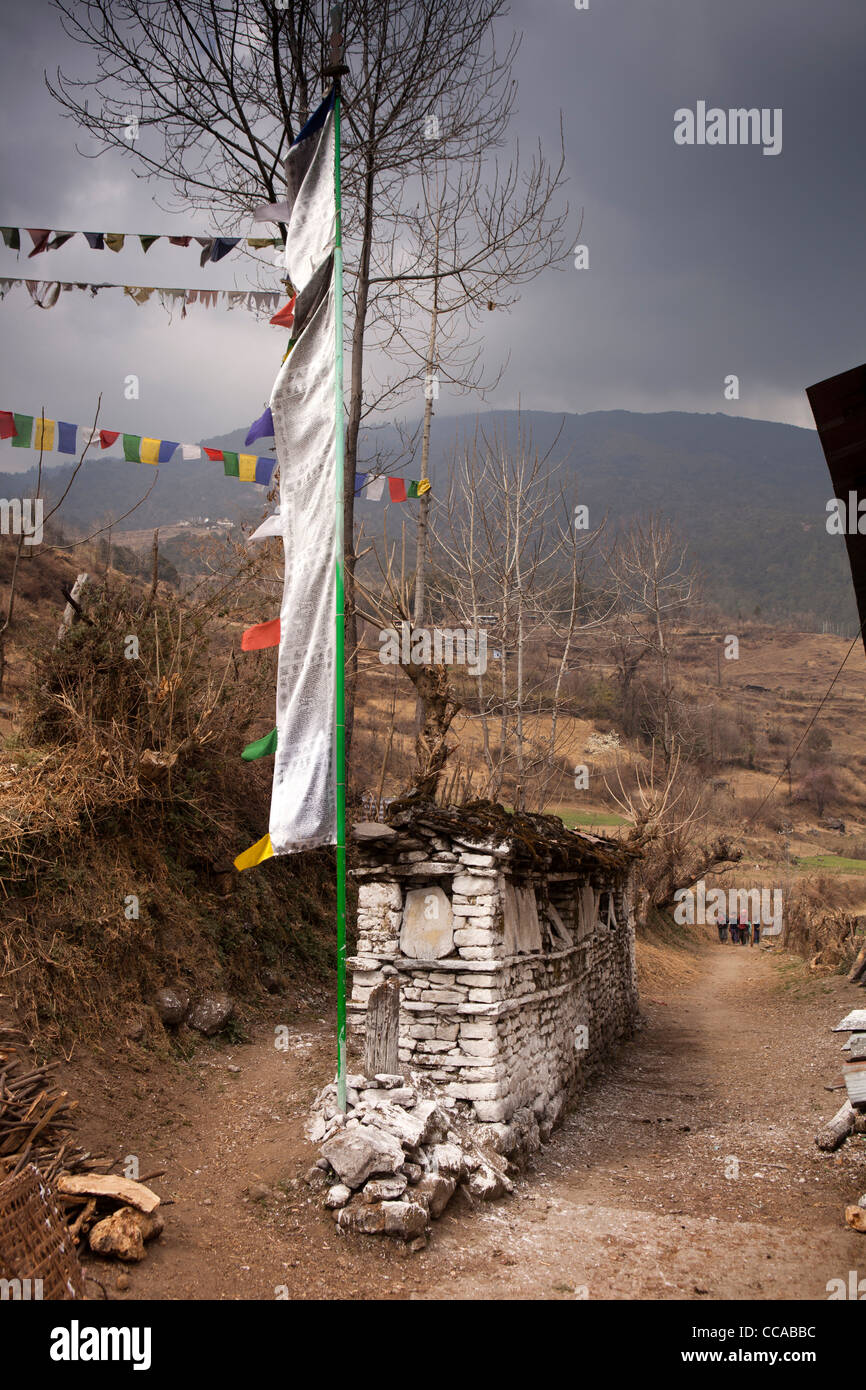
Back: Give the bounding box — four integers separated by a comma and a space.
222, 451, 240, 478
2, 227, 20, 252
11, 413, 32, 447
408, 480, 419, 498
241, 727, 278, 761
139, 235, 159, 253
123, 433, 142, 462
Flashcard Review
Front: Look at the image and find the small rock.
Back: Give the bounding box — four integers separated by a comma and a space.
402, 1162, 423, 1185
410, 1236, 427, 1253
89, 1207, 164, 1262
346, 1074, 368, 1090
116, 1272, 130, 1291
382, 1200, 428, 1240
467, 1163, 511, 1201
248, 1183, 270, 1203
428, 1143, 465, 1180
321, 1125, 404, 1189
125, 1019, 146, 1042
845, 1204, 866, 1232
226, 1064, 241, 1074
336, 1203, 387, 1235
305, 1165, 331, 1189
154, 987, 190, 1027
363, 1175, 407, 1202
325, 1184, 352, 1209
414, 1174, 456, 1218
187, 993, 234, 1036
374, 1074, 405, 1088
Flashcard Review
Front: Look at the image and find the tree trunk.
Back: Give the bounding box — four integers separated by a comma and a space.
815, 1099, 856, 1151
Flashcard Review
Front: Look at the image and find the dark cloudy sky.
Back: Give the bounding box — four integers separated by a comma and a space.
0, 0, 863, 472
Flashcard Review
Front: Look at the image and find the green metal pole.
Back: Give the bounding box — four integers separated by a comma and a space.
333, 81, 347, 1114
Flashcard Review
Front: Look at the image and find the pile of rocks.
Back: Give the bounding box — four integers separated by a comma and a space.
307, 1071, 513, 1244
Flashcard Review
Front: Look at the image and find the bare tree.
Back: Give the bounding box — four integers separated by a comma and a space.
605, 517, 699, 766
47, 1, 568, 762
605, 744, 742, 916
427, 419, 609, 810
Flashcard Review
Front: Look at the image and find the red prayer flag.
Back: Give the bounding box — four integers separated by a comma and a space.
0, 410, 16, 439
388, 477, 408, 503
203, 447, 224, 461
99, 430, 120, 448
26, 229, 51, 257
269, 294, 296, 328
241, 617, 281, 651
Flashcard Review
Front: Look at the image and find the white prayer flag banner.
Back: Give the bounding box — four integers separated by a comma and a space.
267, 93, 338, 854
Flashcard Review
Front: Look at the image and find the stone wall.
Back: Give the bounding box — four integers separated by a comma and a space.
348, 805, 639, 1157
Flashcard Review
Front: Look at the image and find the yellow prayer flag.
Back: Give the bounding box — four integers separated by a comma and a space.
105, 233, 125, 252
33, 417, 55, 451
417, 478, 431, 496
233, 832, 274, 871
140, 437, 161, 465
238, 453, 258, 482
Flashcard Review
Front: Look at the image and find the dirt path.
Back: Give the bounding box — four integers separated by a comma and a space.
72, 942, 866, 1301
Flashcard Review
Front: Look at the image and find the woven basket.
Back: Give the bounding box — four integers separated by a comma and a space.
0, 1163, 86, 1300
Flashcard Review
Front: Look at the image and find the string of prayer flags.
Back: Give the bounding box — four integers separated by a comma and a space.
0, 409, 276, 486
0, 276, 286, 319
202, 447, 274, 484
0, 225, 282, 260
353, 473, 430, 501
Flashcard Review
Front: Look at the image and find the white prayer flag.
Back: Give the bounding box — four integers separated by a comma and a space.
364, 475, 386, 501
267, 92, 338, 855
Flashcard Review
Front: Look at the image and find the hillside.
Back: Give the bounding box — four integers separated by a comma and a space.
0, 408, 853, 628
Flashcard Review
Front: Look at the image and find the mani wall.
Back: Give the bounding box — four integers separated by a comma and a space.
348, 802, 640, 1158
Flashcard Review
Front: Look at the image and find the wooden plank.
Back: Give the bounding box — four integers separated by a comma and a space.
364, 979, 400, 1079
832, 1010, 866, 1033
56, 1174, 160, 1213
842, 1060, 866, 1106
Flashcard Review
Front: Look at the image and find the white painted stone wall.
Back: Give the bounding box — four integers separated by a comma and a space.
349, 827, 638, 1156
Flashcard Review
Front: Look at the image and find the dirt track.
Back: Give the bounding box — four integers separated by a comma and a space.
71, 942, 866, 1301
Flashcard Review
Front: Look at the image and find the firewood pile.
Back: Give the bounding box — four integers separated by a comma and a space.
0, 1027, 108, 1183
814, 1007, 866, 1234
0, 1026, 165, 1274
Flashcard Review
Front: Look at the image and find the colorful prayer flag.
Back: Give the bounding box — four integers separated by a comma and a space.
33, 417, 55, 451
57, 421, 77, 454
234, 833, 274, 870
123, 433, 142, 462
99, 430, 120, 449
12, 413, 32, 447
242, 728, 278, 761
388, 477, 408, 503
0, 410, 15, 439
139, 437, 161, 464
241, 618, 281, 651
245, 406, 274, 445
